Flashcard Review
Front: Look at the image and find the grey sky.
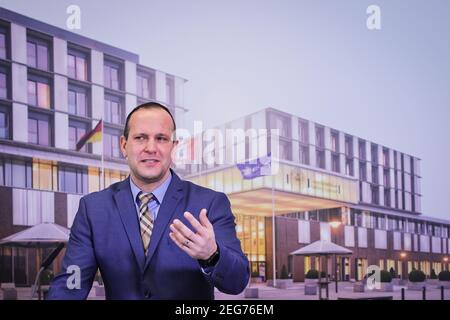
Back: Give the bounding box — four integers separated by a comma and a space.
1, 0, 449, 220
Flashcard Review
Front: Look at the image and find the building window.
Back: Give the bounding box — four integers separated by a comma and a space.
345, 135, 353, 157
332, 154, 340, 173
299, 119, 309, 144
359, 162, 367, 181
28, 112, 51, 146
315, 126, 324, 148
137, 70, 155, 99
384, 189, 391, 207
383, 169, 390, 187
299, 145, 309, 165
67, 46, 88, 81
0, 66, 7, 99
331, 130, 339, 153
166, 76, 175, 106
69, 119, 88, 152
104, 94, 124, 125
371, 143, 378, 164
104, 59, 122, 90
372, 165, 379, 184
0, 158, 32, 188
279, 139, 292, 161
382, 148, 389, 167
68, 84, 88, 117
316, 150, 325, 169
345, 158, 354, 176
59, 165, 88, 194
358, 140, 366, 160
0, 104, 10, 139
268, 111, 291, 138
372, 186, 379, 205
27, 35, 50, 71
104, 127, 121, 158
28, 75, 51, 109
0, 26, 7, 59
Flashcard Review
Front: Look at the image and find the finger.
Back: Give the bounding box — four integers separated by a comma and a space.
169, 226, 195, 249
199, 209, 213, 229
169, 232, 195, 255
184, 211, 207, 237
171, 219, 201, 242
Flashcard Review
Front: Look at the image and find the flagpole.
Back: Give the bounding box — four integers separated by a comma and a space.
272, 173, 276, 287
100, 119, 104, 190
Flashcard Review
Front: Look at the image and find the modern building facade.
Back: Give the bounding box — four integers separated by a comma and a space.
0, 7, 186, 285
182, 108, 450, 282
1, 7, 449, 287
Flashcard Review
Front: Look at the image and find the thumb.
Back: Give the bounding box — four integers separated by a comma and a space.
199, 209, 212, 229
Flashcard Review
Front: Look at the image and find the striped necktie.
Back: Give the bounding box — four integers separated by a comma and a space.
138, 192, 154, 255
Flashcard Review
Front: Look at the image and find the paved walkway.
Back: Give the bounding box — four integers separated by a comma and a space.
1, 282, 449, 300
215, 281, 450, 300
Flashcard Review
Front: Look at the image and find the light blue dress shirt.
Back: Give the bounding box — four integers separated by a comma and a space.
129, 172, 172, 221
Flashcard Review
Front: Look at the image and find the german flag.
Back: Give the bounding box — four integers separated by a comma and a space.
76, 120, 103, 151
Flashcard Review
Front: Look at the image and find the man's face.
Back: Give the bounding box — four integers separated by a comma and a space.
120, 108, 177, 188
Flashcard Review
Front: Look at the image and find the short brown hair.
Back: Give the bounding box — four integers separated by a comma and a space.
123, 102, 176, 140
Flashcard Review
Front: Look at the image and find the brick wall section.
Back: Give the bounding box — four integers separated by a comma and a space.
54, 192, 67, 227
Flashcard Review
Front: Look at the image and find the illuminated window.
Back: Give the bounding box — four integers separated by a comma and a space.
331, 130, 339, 153
33, 160, 56, 191
28, 75, 51, 109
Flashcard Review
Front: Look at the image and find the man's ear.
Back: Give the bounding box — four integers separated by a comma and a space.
120, 135, 127, 158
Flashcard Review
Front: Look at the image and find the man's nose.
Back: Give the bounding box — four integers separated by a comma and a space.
143, 137, 158, 152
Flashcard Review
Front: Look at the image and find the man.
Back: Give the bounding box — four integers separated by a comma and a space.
48, 102, 249, 299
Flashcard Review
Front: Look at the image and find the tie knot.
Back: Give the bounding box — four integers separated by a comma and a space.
138, 192, 153, 206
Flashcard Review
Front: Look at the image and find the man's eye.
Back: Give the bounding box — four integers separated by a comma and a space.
157, 136, 169, 142
135, 136, 145, 141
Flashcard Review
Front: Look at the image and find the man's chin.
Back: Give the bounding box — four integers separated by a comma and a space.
137, 171, 165, 183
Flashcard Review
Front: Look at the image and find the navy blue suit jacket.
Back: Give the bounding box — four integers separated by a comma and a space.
47, 171, 249, 299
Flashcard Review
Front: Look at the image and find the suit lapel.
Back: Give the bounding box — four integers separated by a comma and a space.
144, 172, 184, 272
113, 178, 146, 274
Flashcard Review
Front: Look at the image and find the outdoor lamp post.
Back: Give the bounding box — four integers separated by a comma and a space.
330, 221, 341, 293
400, 252, 407, 280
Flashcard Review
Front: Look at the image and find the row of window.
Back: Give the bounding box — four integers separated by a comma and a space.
285, 208, 450, 238
0, 20, 176, 103
0, 103, 122, 158
268, 110, 419, 175
0, 157, 128, 194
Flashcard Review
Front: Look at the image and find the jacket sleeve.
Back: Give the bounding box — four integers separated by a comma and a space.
47, 197, 98, 300
203, 192, 250, 294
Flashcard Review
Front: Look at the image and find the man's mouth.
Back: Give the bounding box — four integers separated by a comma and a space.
141, 159, 160, 164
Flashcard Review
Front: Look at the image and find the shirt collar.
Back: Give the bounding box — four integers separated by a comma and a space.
129, 171, 172, 205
